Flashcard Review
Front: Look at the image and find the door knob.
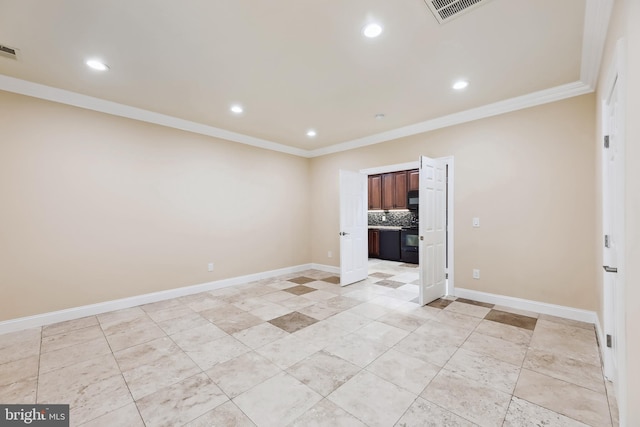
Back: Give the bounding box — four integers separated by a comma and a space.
603, 265, 618, 273
339, 232, 350, 236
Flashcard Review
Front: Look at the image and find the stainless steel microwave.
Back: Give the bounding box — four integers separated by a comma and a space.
407, 190, 419, 211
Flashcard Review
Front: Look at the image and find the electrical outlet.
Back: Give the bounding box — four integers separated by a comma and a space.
208, 263, 214, 272
327, 251, 332, 258
472, 269, 480, 279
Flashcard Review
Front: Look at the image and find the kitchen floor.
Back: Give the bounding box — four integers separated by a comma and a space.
0, 260, 617, 427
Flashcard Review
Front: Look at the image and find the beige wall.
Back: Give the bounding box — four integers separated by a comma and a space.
310, 95, 597, 310
595, 0, 640, 424
0, 90, 311, 321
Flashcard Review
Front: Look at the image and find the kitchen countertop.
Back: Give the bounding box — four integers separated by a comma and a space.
368, 226, 403, 230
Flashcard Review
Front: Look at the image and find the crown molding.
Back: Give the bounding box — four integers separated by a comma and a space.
309, 81, 593, 157
580, 0, 614, 89
0, 74, 309, 158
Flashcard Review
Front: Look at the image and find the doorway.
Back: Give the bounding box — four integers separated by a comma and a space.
358, 157, 455, 302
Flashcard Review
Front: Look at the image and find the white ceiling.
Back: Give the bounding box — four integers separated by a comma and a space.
0, 0, 607, 156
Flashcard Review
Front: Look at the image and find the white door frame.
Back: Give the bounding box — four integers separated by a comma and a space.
600, 38, 627, 423
360, 156, 455, 295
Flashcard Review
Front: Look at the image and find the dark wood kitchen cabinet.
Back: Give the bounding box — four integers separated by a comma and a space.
382, 171, 407, 209
368, 175, 382, 210
408, 169, 419, 191
368, 229, 380, 257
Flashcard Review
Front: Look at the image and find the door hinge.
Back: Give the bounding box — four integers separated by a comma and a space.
604, 234, 610, 248
604, 135, 610, 148
606, 334, 612, 348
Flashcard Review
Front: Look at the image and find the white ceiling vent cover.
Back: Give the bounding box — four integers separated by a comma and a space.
424, 0, 495, 24
0, 44, 18, 60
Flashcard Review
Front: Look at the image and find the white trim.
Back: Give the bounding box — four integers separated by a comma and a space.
0, 263, 339, 335
308, 82, 592, 157
443, 156, 455, 296
359, 161, 420, 175
454, 288, 598, 324
580, 0, 615, 88
0, 75, 309, 158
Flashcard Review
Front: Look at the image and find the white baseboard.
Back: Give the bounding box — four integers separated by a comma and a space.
454, 287, 598, 324
0, 263, 338, 335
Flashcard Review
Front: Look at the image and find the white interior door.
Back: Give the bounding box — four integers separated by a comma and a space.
603, 78, 622, 382
339, 170, 368, 286
419, 156, 447, 305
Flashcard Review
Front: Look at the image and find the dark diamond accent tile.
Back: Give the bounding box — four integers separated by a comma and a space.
321, 276, 341, 284
399, 263, 419, 268
427, 298, 453, 309
370, 272, 393, 279
375, 280, 405, 289
456, 298, 494, 309
283, 285, 316, 296
485, 309, 537, 331
288, 276, 315, 285
269, 311, 318, 333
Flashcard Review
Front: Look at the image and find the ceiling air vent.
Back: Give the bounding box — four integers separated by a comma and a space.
0, 44, 18, 60
424, 0, 494, 24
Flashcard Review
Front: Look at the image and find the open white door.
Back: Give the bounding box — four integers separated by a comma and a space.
339, 170, 368, 286
418, 156, 447, 305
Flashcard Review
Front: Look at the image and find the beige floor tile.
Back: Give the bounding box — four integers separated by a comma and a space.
179, 293, 228, 312
433, 310, 482, 333
366, 348, 440, 394
41, 325, 105, 353
302, 290, 339, 302
67, 375, 134, 425
0, 355, 39, 385
170, 323, 228, 348
346, 302, 389, 319
605, 380, 619, 427
115, 338, 200, 400
352, 320, 409, 347
474, 319, 533, 346
181, 335, 251, 371
276, 296, 317, 311
233, 372, 322, 427
529, 320, 601, 367
444, 301, 492, 318
305, 280, 336, 290
42, 316, 99, 338
523, 347, 606, 393
327, 370, 416, 427
156, 311, 210, 335
39, 336, 112, 373
79, 403, 145, 427
137, 373, 228, 426
145, 304, 194, 323
97, 307, 149, 334
444, 348, 521, 394
395, 397, 476, 427
199, 303, 246, 322
260, 290, 295, 303
289, 399, 367, 427
414, 319, 471, 345
342, 289, 381, 302
232, 322, 289, 349
323, 296, 363, 311
324, 334, 389, 368
293, 321, 349, 349
286, 351, 360, 397
538, 314, 594, 330
213, 311, 264, 334
0, 328, 41, 365
421, 369, 511, 427
403, 304, 441, 321
514, 369, 612, 427
504, 396, 589, 427
104, 322, 166, 352
324, 311, 372, 333
0, 379, 37, 404
250, 303, 293, 321
255, 334, 322, 369
184, 400, 256, 427
297, 302, 343, 320
38, 353, 121, 400
377, 311, 428, 332
233, 297, 275, 312
394, 330, 459, 367
461, 331, 528, 366
206, 351, 281, 398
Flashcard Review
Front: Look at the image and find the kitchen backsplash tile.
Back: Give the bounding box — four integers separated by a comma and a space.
368, 211, 415, 227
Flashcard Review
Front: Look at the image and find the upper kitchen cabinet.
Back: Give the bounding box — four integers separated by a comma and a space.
382, 171, 407, 210
408, 169, 419, 191
368, 174, 382, 210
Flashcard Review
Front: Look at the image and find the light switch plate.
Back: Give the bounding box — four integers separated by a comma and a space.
472, 217, 480, 228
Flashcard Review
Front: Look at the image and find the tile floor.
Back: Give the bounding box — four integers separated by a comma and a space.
0, 260, 618, 426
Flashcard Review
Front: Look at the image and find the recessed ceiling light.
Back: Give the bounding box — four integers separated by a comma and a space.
230, 105, 244, 114
86, 59, 109, 71
362, 23, 383, 38
375, 113, 385, 120
306, 129, 317, 137
453, 80, 469, 90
